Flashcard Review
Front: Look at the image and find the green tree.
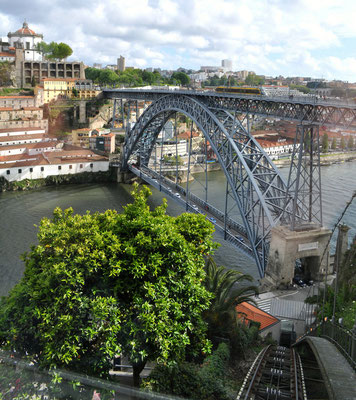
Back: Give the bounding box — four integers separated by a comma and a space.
170, 72, 190, 86
347, 136, 354, 149
245, 74, 265, 86
0, 184, 215, 385
331, 137, 337, 150
203, 257, 258, 340
37, 41, 73, 60
321, 133, 329, 153
340, 136, 346, 150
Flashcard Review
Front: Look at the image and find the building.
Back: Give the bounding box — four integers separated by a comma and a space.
236, 302, 280, 342
0, 145, 109, 182
7, 21, 43, 61
41, 78, 101, 103
93, 63, 102, 69
221, 59, 232, 71
117, 56, 125, 72
1, 21, 86, 87
89, 133, 115, 154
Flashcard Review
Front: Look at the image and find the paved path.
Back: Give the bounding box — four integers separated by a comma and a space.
300, 336, 356, 400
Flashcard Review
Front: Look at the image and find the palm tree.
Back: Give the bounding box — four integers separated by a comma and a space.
203, 257, 259, 340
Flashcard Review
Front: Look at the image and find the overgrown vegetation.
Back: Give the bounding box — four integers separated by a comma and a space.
85, 67, 190, 87
306, 239, 356, 330
0, 171, 114, 192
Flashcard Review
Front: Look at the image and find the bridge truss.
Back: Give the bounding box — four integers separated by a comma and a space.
105, 89, 356, 277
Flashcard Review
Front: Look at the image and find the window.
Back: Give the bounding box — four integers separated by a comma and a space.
58, 166, 62, 170
18, 169, 22, 173
26, 42, 30, 49
41, 166, 44, 172
6, 170, 10, 175
69, 165, 72, 169
90, 163, 93, 168
80, 164, 83, 168
30, 168, 33, 172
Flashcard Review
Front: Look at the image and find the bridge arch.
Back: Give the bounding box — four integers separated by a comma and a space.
122, 94, 293, 276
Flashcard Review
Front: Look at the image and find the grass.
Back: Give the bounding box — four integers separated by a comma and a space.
0, 87, 34, 96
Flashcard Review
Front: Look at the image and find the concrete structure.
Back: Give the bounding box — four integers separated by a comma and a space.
19, 61, 85, 87
334, 223, 350, 274
117, 56, 125, 72
8, 22, 43, 62
262, 225, 332, 289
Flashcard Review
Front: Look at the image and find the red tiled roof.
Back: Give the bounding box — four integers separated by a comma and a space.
0, 107, 14, 111
13, 22, 38, 36
177, 131, 200, 140
0, 141, 58, 151
0, 134, 46, 143
0, 52, 15, 57
0, 127, 44, 134
236, 302, 279, 331
0, 96, 34, 99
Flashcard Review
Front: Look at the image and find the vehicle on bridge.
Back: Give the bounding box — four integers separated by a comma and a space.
215, 86, 265, 95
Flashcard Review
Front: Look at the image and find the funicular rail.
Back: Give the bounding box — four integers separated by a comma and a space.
237, 345, 307, 400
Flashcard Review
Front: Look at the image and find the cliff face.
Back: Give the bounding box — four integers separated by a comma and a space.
0, 62, 16, 87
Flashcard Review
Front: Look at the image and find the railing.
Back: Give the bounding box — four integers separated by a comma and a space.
297, 320, 356, 370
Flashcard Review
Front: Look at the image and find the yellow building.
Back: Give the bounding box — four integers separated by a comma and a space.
41, 78, 76, 104
41, 78, 101, 103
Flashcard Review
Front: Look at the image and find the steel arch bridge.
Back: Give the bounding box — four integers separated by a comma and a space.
120, 93, 302, 276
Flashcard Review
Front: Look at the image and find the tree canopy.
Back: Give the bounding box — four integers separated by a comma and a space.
37, 41, 73, 60
85, 67, 167, 87
245, 74, 265, 86
170, 71, 190, 86
0, 184, 216, 384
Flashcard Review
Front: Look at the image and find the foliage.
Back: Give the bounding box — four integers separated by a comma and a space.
163, 154, 183, 165
0, 184, 215, 383
289, 84, 310, 94
331, 137, 337, 150
142, 343, 232, 400
340, 136, 346, 150
170, 71, 190, 86
203, 74, 239, 87
347, 136, 354, 149
85, 67, 170, 87
37, 41, 73, 60
0, 62, 14, 87
245, 74, 265, 86
321, 133, 329, 153
203, 257, 259, 356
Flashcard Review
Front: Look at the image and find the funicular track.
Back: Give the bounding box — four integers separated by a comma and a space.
237, 345, 307, 400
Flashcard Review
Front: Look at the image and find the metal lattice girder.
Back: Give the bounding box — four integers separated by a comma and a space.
104, 89, 356, 131
122, 94, 300, 276
284, 125, 322, 230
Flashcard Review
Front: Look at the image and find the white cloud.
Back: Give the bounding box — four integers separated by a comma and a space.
0, 0, 356, 80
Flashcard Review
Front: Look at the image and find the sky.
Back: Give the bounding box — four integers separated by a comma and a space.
1, 0, 356, 81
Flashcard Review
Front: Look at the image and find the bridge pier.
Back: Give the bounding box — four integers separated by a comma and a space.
261, 225, 332, 290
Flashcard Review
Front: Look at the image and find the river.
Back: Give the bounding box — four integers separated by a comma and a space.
1, 161, 356, 296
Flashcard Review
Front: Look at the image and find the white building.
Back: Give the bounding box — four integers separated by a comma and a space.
7, 22, 43, 61
221, 59, 232, 71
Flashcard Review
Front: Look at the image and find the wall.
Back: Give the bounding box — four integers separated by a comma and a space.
0, 160, 109, 182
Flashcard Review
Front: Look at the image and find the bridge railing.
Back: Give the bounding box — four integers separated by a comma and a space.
297, 320, 356, 370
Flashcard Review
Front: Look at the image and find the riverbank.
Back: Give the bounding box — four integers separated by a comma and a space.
0, 170, 115, 193
274, 150, 356, 168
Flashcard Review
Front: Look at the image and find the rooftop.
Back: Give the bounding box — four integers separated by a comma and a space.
236, 302, 279, 331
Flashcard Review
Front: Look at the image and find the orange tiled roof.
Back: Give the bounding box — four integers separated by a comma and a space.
236, 302, 279, 331
0, 52, 15, 57
0, 127, 44, 133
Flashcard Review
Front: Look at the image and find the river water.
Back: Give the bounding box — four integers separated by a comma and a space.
1, 161, 356, 296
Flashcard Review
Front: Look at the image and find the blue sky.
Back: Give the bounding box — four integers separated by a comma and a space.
1, 0, 356, 81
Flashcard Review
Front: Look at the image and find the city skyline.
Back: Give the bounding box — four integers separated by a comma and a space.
1, 0, 356, 81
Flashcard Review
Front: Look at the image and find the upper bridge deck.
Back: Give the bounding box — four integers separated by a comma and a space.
103, 88, 356, 131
